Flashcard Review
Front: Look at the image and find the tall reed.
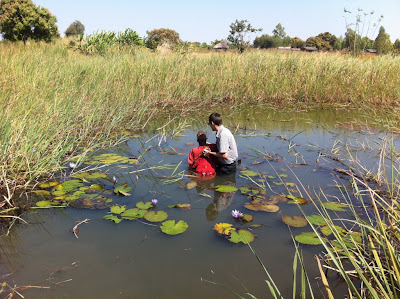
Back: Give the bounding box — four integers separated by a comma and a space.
1, 41, 400, 196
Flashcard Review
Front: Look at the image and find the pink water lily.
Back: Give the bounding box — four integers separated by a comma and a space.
231, 210, 243, 218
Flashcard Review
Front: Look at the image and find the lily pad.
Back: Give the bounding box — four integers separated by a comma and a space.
306, 215, 326, 226
36, 200, 52, 207
144, 211, 168, 222
244, 202, 279, 212
114, 185, 132, 196
321, 202, 348, 212
213, 223, 235, 235
273, 182, 283, 186
160, 220, 189, 235
240, 187, 251, 194
282, 215, 308, 228
285, 182, 296, 187
321, 225, 346, 236
61, 180, 84, 192
103, 215, 122, 224
241, 170, 259, 177
38, 182, 59, 188
168, 204, 191, 209
215, 185, 238, 193
32, 190, 51, 196
331, 232, 362, 250
241, 214, 253, 222
229, 230, 255, 244
110, 205, 126, 214
279, 174, 288, 178
287, 195, 308, 205
73, 172, 107, 179
295, 232, 325, 245
186, 181, 197, 190
121, 208, 147, 220
136, 201, 153, 210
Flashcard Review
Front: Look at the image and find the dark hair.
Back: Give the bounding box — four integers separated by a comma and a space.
197, 132, 207, 146
209, 113, 222, 126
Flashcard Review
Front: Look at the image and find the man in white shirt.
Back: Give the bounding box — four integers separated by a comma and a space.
207, 113, 238, 174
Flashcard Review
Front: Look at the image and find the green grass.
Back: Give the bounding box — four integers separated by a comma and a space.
1, 41, 400, 197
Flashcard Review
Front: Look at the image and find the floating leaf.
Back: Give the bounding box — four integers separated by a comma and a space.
321, 202, 348, 211
267, 175, 276, 179
168, 204, 191, 209
185, 142, 194, 146
144, 211, 168, 222
241, 170, 259, 177
269, 194, 287, 202
121, 208, 147, 220
36, 200, 51, 207
186, 181, 197, 190
273, 182, 283, 186
103, 215, 122, 224
282, 216, 308, 228
114, 185, 132, 196
240, 187, 251, 194
306, 215, 326, 226
215, 185, 238, 193
110, 205, 126, 214
244, 202, 279, 212
279, 168, 287, 171
32, 190, 51, 196
89, 184, 103, 190
321, 225, 346, 236
287, 195, 308, 205
250, 224, 263, 228
213, 223, 235, 235
229, 230, 255, 244
279, 174, 288, 178
331, 232, 362, 250
285, 182, 295, 187
136, 201, 153, 210
252, 161, 263, 165
160, 220, 189, 235
61, 180, 84, 192
38, 182, 58, 188
295, 232, 325, 245
241, 214, 253, 222
199, 192, 212, 198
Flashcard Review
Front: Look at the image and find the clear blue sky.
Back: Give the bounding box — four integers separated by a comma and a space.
35, 0, 400, 43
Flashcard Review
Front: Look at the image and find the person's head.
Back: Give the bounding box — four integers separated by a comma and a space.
197, 131, 207, 146
208, 113, 222, 131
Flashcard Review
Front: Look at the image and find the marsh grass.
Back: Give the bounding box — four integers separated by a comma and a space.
296, 138, 400, 298
1, 41, 400, 202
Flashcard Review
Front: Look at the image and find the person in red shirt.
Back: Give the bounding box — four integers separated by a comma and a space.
188, 131, 217, 177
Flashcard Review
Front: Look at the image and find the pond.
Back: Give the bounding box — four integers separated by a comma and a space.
1, 109, 397, 298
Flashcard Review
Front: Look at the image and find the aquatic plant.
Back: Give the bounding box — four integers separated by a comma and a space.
231, 209, 243, 218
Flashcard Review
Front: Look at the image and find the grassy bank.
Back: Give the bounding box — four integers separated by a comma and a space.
1, 41, 400, 198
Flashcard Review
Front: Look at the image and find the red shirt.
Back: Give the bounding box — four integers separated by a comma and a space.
188, 144, 217, 177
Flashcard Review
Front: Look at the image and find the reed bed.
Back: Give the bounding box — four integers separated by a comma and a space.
1, 41, 400, 198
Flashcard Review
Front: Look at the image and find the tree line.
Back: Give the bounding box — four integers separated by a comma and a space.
1, 0, 399, 55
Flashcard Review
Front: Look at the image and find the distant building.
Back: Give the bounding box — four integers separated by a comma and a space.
301, 47, 318, 52
366, 49, 378, 54
213, 43, 229, 51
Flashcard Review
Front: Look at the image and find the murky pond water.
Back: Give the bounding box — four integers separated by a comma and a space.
1, 110, 398, 298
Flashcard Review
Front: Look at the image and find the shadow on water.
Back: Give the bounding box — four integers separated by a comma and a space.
1, 109, 398, 298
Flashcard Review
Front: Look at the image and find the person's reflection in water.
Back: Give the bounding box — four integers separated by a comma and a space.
205, 173, 237, 221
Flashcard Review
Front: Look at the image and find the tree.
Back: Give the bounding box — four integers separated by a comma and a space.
254, 34, 280, 49
317, 32, 337, 50
272, 23, 286, 39
227, 19, 262, 53
65, 20, 85, 37
374, 26, 392, 54
144, 28, 180, 50
394, 39, 400, 51
291, 37, 305, 48
343, 8, 383, 55
0, 0, 59, 44
306, 36, 331, 50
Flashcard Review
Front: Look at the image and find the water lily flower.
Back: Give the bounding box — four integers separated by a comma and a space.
69, 162, 76, 170
151, 199, 158, 205
231, 210, 243, 219
112, 176, 117, 184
